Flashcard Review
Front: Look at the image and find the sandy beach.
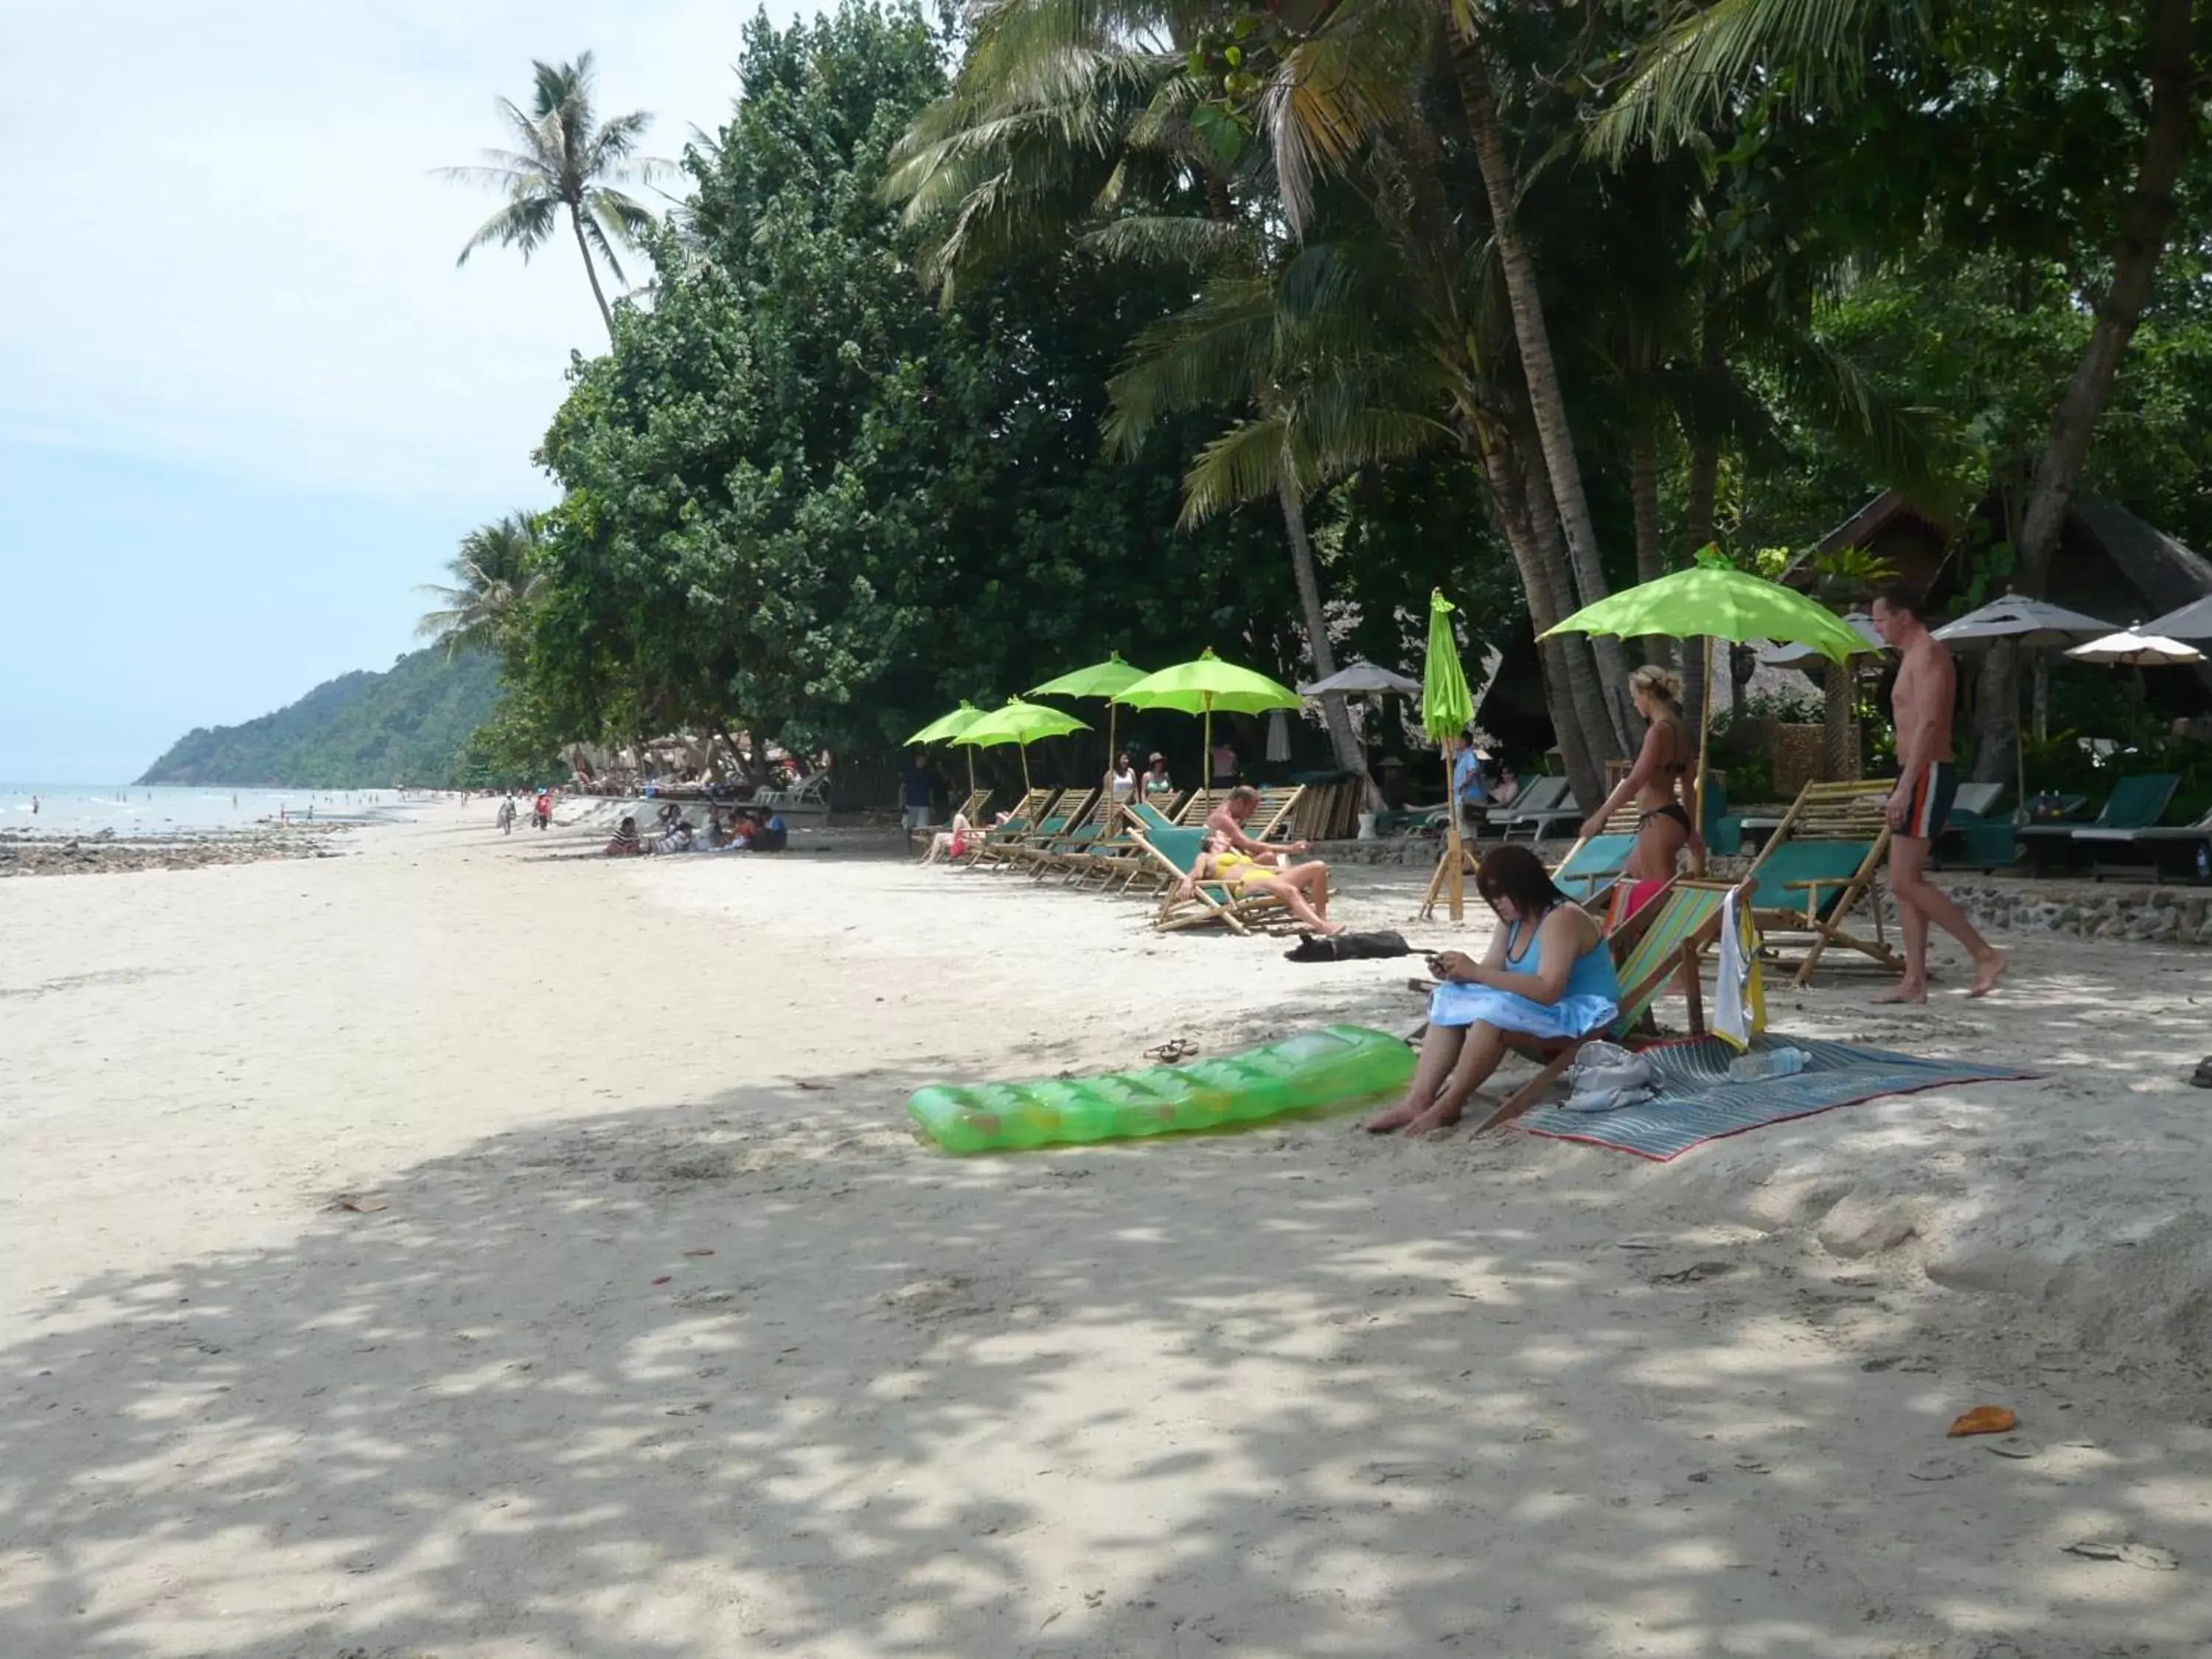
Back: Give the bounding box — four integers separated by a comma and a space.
4, 801, 2211, 1658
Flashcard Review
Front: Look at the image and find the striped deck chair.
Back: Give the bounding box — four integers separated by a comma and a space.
1739, 780, 1899, 984
949, 787, 1051, 867
1475, 878, 1739, 1130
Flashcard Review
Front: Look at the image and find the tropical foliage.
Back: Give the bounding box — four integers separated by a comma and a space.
442, 52, 670, 339
446, 1, 2212, 801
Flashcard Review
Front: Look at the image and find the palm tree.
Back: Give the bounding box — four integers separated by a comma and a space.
440, 52, 669, 341
417, 513, 545, 660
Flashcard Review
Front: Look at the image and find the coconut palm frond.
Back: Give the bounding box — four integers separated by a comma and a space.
1591, 0, 1933, 161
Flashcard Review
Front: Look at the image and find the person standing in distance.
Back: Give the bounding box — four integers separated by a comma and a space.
1868, 583, 2006, 1001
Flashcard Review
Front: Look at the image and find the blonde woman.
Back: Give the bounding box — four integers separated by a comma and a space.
1582, 664, 1703, 883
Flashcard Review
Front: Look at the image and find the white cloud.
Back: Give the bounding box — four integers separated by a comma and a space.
0, 0, 807, 511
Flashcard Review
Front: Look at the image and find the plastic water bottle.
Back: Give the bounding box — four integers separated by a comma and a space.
1727, 1047, 1809, 1083
2197, 840, 2210, 882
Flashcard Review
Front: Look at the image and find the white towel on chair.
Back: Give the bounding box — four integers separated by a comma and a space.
1713, 888, 1767, 1052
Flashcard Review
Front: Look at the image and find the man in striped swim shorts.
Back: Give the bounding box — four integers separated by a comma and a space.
1870, 584, 2007, 1002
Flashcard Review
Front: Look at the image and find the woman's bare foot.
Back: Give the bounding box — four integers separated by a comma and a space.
1364, 1100, 1422, 1132
1968, 950, 2008, 998
1402, 1099, 1466, 1135
1871, 981, 1928, 1005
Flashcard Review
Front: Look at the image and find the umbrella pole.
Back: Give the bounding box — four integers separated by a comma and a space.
1020, 745, 1032, 799
966, 748, 975, 802
1203, 704, 1214, 799
1693, 635, 1714, 875
1106, 702, 1118, 796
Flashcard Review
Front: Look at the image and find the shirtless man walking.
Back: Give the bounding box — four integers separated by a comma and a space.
1869, 583, 2006, 1001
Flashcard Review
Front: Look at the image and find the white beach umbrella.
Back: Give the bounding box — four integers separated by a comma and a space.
2142, 592, 2212, 641
1933, 596, 2116, 651
1927, 597, 2118, 810
1762, 611, 1887, 666
2065, 626, 2207, 667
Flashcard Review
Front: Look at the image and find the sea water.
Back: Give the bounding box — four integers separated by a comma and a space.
0, 785, 405, 838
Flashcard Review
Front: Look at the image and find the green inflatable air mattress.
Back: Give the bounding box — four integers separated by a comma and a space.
905, 1023, 1414, 1153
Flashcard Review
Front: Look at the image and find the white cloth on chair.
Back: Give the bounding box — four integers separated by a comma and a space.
1713, 888, 1767, 1053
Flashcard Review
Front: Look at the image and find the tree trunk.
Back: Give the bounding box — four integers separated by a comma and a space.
1972, 0, 2197, 781
1276, 479, 1378, 807
1821, 661, 1855, 781
1519, 428, 1631, 784
1454, 41, 1633, 757
570, 202, 617, 342
1681, 418, 1721, 761
1630, 421, 1671, 668
1467, 420, 1606, 809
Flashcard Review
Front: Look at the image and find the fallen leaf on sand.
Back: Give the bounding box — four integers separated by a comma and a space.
683, 1248, 714, 1258
650, 1276, 672, 1286
336, 1194, 389, 1214
1947, 1405, 2019, 1437
2065, 1540, 2179, 1571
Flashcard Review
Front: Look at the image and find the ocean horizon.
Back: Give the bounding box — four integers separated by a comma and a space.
1, 783, 407, 838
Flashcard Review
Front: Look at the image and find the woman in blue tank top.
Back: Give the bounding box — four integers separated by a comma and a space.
1366, 844, 1621, 1135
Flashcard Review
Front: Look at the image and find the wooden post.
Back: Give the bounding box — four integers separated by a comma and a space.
1692, 634, 1714, 874
1419, 737, 1481, 921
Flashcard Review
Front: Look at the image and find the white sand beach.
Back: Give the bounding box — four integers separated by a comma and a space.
4, 802, 2211, 1658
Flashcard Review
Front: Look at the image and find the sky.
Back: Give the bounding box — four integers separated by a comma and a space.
0, 0, 809, 783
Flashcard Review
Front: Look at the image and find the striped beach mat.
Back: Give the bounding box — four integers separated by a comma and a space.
1520, 1035, 2039, 1162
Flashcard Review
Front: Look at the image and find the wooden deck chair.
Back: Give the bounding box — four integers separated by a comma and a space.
908, 786, 994, 852
1739, 779, 1899, 984
1549, 832, 1638, 903
970, 789, 1073, 869
1057, 799, 1174, 891
950, 787, 1051, 867
1473, 878, 1739, 1130
1134, 825, 1297, 935
998, 790, 1097, 873
1024, 790, 1120, 880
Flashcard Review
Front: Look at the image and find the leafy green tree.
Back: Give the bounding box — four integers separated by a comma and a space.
441, 52, 670, 341
515, 2, 1307, 771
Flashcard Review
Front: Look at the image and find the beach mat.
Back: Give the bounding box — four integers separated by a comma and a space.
1520, 1035, 2039, 1162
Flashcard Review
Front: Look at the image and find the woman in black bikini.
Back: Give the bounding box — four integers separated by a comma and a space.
1582, 664, 1703, 883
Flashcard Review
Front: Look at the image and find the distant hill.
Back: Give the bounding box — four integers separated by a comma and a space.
138, 647, 503, 788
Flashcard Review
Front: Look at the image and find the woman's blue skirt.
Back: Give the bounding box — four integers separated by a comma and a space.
1427, 982, 1618, 1039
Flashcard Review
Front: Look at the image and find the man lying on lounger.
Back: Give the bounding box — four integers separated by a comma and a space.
1206, 785, 1308, 863
1174, 830, 1343, 934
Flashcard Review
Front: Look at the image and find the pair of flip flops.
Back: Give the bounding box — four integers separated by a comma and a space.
2192, 1056, 2212, 1090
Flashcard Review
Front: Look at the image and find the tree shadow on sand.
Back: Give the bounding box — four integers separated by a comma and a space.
3, 1060, 2208, 1658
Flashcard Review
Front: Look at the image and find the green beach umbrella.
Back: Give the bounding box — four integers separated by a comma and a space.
1538, 549, 1872, 664
1421, 591, 1475, 743
1031, 653, 1149, 785
908, 700, 987, 796
907, 701, 986, 745
952, 697, 1091, 796
1540, 549, 1879, 866
1113, 649, 1300, 790
1420, 591, 1478, 921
